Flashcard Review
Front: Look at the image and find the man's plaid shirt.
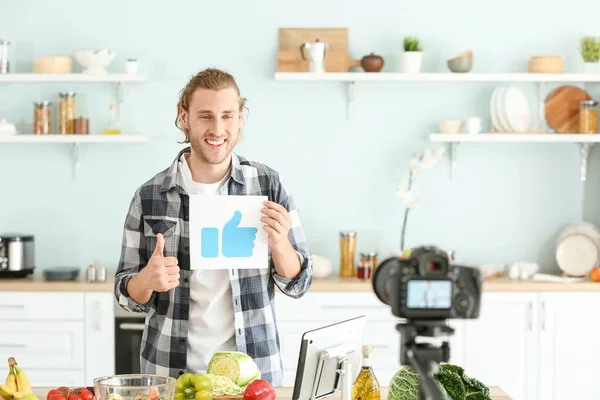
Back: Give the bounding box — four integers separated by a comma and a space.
114, 147, 313, 386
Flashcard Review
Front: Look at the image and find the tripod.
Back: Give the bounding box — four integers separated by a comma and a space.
396, 320, 454, 400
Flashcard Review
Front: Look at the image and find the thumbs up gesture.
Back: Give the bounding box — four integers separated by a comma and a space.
139, 233, 181, 292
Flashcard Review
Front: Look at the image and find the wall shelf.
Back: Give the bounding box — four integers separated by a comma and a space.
0, 134, 149, 180
0, 73, 147, 83
429, 133, 600, 181
274, 72, 600, 120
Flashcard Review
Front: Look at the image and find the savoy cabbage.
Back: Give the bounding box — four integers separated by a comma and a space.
387, 364, 491, 400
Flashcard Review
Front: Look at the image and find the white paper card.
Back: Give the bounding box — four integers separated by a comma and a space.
189, 195, 269, 270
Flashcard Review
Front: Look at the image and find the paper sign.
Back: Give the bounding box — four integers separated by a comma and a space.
189, 195, 269, 270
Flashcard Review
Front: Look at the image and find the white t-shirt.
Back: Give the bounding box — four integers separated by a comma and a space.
178, 154, 237, 373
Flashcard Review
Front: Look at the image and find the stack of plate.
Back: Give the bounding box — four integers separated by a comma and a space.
490, 87, 531, 133
556, 223, 600, 277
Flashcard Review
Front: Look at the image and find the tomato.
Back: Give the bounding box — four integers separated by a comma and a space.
591, 267, 600, 282
47, 390, 64, 400
68, 393, 82, 400
49, 394, 67, 400
57, 388, 70, 397
79, 391, 93, 400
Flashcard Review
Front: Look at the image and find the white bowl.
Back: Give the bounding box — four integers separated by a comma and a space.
74, 49, 115, 74
439, 120, 464, 134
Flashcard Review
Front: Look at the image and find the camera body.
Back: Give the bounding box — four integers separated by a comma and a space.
372, 245, 482, 321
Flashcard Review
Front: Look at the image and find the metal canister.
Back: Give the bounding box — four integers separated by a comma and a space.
86, 264, 97, 282
33, 101, 52, 134
0, 40, 9, 74
339, 231, 357, 278
95, 265, 107, 282
58, 92, 76, 134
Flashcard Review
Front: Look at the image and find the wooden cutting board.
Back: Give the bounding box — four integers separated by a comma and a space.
277, 28, 360, 72
545, 85, 592, 133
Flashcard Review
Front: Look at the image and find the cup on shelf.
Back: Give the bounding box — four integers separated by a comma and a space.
465, 117, 482, 134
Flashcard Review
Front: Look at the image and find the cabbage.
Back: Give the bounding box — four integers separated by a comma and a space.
205, 374, 244, 396
207, 351, 261, 387
387, 364, 490, 400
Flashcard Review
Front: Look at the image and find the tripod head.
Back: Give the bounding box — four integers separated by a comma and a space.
397, 320, 453, 400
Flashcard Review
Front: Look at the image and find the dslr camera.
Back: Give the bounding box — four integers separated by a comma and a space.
372, 245, 482, 321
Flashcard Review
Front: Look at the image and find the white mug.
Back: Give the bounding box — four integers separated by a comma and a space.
465, 117, 482, 134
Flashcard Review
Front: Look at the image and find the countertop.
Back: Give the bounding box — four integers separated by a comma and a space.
31, 386, 512, 400
1, 274, 599, 293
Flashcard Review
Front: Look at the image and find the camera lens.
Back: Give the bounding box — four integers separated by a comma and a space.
372, 257, 403, 306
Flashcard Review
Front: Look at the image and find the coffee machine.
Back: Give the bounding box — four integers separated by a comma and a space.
0, 234, 35, 278
299, 38, 329, 73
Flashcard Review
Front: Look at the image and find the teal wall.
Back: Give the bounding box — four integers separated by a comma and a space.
2, 0, 600, 275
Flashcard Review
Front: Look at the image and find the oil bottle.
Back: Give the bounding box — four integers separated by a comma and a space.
352, 345, 381, 400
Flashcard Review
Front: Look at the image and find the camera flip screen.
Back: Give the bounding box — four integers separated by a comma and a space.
406, 280, 452, 309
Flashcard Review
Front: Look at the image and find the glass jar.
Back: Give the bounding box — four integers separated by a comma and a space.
579, 100, 598, 134
339, 231, 357, 278
357, 252, 377, 280
58, 92, 76, 134
33, 101, 52, 134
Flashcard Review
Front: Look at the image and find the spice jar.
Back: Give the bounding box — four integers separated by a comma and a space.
58, 92, 76, 134
33, 101, 52, 134
74, 116, 89, 134
580, 100, 598, 134
339, 231, 357, 278
357, 252, 377, 280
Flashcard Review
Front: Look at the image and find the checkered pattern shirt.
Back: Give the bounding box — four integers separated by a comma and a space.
114, 147, 313, 386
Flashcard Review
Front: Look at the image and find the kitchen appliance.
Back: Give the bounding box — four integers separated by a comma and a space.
0, 234, 35, 278
300, 39, 329, 73
114, 308, 146, 374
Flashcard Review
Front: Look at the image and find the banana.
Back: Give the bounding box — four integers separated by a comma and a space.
5, 367, 17, 393
0, 385, 14, 400
10, 392, 23, 400
7, 359, 30, 395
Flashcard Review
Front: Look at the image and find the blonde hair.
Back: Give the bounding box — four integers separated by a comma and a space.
175, 68, 247, 143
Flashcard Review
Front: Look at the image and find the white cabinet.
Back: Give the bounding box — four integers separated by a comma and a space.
455, 291, 600, 400
459, 293, 538, 400
538, 293, 600, 400
274, 291, 462, 388
0, 291, 115, 387
276, 290, 600, 400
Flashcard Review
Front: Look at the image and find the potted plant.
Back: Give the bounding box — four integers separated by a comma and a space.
580, 36, 600, 73
402, 36, 423, 73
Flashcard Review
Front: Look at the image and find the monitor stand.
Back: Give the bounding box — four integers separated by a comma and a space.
308, 345, 353, 400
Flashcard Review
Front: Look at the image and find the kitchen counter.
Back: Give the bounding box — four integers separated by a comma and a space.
309, 275, 600, 292
0, 275, 113, 292
32, 386, 512, 400
2, 274, 599, 293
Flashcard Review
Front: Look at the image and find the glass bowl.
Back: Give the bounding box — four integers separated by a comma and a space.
93, 374, 176, 400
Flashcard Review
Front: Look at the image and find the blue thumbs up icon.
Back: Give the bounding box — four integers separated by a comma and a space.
201, 210, 258, 258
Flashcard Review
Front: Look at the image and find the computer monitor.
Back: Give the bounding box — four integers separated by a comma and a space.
291, 315, 367, 400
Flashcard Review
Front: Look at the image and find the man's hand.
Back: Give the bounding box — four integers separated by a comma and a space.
261, 200, 301, 279
127, 233, 180, 304
261, 200, 292, 252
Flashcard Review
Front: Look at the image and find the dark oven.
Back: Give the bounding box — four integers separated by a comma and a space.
114, 315, 145, 374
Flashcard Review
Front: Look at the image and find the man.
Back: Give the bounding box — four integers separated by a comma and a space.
114, 68, 313, 386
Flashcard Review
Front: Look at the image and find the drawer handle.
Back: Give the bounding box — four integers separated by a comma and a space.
119, 323, 145, 331
0, 344, 27, 348
0, 305, 25, 309
371, 345, 389, 349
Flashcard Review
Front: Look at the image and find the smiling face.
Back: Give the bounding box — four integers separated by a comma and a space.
179, 87, 243, 166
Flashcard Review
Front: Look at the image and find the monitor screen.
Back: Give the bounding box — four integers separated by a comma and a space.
406, 280, 452, 309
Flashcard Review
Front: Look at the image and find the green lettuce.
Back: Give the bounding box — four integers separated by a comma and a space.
206, 351, 261, 387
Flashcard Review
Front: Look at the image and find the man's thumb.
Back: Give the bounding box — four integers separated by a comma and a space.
153, 233, 165, 257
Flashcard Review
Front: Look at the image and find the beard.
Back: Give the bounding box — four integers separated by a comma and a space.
188, 128, 239, 165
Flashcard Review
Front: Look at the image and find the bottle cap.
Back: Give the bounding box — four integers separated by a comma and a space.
362, 344, 372, 356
